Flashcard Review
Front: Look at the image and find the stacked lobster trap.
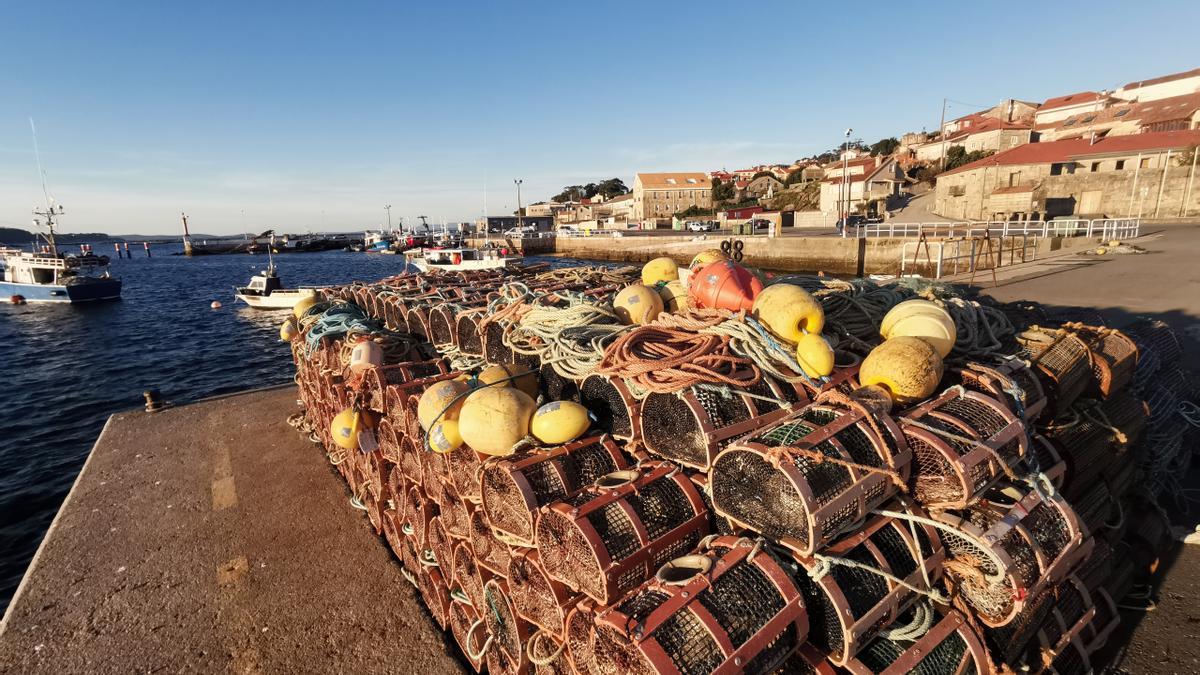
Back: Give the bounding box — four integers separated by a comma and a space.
284, 263, 1195, 675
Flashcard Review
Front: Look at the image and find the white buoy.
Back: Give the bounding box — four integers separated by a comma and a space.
211, 300, 222, 309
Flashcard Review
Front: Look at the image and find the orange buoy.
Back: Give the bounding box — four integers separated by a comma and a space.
10, 295, 26, 305
452, 253, 463, 265
686, 260, 762, 311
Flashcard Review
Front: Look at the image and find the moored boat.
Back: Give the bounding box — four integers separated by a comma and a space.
0, 205, 122, 303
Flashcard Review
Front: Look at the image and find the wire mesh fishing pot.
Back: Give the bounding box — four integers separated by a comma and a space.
900, 388, 1028, 510
842, 608, 990, 675
455, 308, 489, 358
405, 305, 431, 340
1047, 391, 1148, 494
1066, 324, 1138, 399
952, 358, 1048, 423
538, 362, 580, 403
565, 599, 603, 675
527, 630, 572, 675
417, 564, 453, 630
507, 547, 578, 636
1034, 576, 1097, 672
383, 370, 463, 426
397, 434, 424, 484
429, 303, 468, 348
636, 376, 810, 470
451, 539, 495, 612
440, 484, 473, 540
536, 462, 711, 604
421, 447, 453, 507
481, 435, 630, 546
376, 416, 402, 465
480, 579, 533, 675
1068, 479, 1116, 536
1124, 318, 1181, 390
449, 599, 488, 673
404, 484, 438, 549
933, 483, 1092, 628
788, 513, 945, 665
578, 374, 640, 440
363, 360, 452, 413
584, 536, 807, 675
709, 400, 910, 556
1016, 328, 1093, 415
427, 515, 454, 570
1028, 433, 1067, 488
446, 446, 486, 504
483, 318, 517, 365
470, 507, 514, 575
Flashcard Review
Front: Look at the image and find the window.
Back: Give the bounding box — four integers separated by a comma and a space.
1008, 171, 1021, 187
1050, 162, 1076, 176
1091, 162, 1101, 172
1081, 115, 1096, 124
1140, 157, 1152, 169
1115, 160, 1125, 170
1115, 109, 1130, 118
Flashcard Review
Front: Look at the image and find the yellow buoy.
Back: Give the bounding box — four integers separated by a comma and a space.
429, 419, 465, 454
858, 336, 944, 405
330, 407, 372, 451
795, 333, 836, 378
293, 295, 319, 319
752, 284, 826, 343
280, 317, 299, 341
530, 401, 592, 445
417, 379, 471, 431
458, 387, 537, 456
613, 283, 664, 325
657, 280, 690, 313
879, 299, 957, 358
690, 248, 728, 270
478, 363, 540, 399
642, 257, 679, 286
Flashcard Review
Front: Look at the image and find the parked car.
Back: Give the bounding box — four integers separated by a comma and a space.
748, 218, 771, 232
686, 220, 717, 232
502, 225, 536, 237
835, 215, 865, 230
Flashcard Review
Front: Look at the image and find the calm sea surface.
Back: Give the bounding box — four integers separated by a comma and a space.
0, 246, 584, 610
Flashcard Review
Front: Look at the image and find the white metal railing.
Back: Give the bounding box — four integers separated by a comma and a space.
900, 235, 1039, 280
848, 218, 1140, 240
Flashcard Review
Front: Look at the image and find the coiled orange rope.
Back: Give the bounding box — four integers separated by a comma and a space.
597, 317, 761, 394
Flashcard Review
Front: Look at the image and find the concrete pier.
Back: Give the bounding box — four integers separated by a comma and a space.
0, 386, 462, 674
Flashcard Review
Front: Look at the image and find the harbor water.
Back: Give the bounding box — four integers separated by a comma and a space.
0, 248, 589, 611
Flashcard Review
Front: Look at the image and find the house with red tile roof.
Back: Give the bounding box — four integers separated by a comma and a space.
934, 130, 1200, 220
820, 157, 904, 216
1037, 91, 1200, 142
914, 114, 1034, 163
1114, 67, 1200, 103
1034, 91, 1113, 127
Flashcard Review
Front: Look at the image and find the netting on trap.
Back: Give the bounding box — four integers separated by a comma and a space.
788, 513, 945, 664
481, 579, 533, 675
361, 359, 451, 413
1125, 318, 1182, 391
1028, 433, 1067, 488
448, 598, 487, 672
710, 400, 911, 555
439, 482, 473, 540
565, 599, 603, 675
417, 564, 452, 630
538, 361, 580, 404
450, 539, 493, 613
455, 308, 488, 358
637, 376, 809, 470
900, 388, 1028, 509
429, 303, 476, 348
421, 448, 452, 508
1045, 390, 1148, 497
528, 630, 573, 675
404, 484, 438, 549
445, 446, 486, 504
1058, 324, 1136, 397
483, 318, 516, 365
1069, 479, 1118, 537
469, 507, 514, 575
843, 608, 989, 675
934, 483, 1091, 627
481, 435, 630, 546
382, 370, 463, 429
405, 305, 432, 340
951, 358, 1048, 423
506, 547, 578, 636
427, 515, 454, 570
1017, 328, 1093, 415
579, 374, 640, 440
585, 536, 808, 675
535, 462, 711, 604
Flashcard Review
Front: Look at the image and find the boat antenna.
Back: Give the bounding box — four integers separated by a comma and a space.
29, 118, 62, 255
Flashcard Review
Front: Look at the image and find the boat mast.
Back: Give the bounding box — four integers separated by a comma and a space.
30, 118, 61, 256
181, 212, 194, 256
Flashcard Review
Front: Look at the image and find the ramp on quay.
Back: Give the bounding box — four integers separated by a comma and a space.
0, 386, 462, 674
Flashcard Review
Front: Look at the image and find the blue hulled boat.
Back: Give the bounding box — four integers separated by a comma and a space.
0, 205, 122, 303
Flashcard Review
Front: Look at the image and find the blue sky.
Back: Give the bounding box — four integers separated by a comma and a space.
0, 1, 1195, 235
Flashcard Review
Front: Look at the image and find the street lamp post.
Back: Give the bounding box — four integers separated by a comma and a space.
514, 179, 524, 231
842, 128, 853, 238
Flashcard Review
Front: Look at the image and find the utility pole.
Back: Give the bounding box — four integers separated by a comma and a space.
938, 98, 948, 172
514, 179, 524, 231
842, 128, 853, 236
1153, 149, 1172, 218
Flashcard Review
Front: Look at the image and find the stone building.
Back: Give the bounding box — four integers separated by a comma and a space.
632, 172, 712, 222
819, 157, 905, 216
933, 129, 1200, 220
914, 115, 1034, 163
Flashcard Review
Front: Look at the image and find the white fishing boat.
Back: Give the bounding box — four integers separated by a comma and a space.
406, 246, 517, 272
1, 206, 122, 304
233, 247, 319, 309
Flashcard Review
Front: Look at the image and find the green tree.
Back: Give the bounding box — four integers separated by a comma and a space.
595, 178, 629, 199
675, 205, 714, 218
711, 177, 736, 202
751, 170, 776, 181
944, 147, 995, 171
870, 137, 900, 157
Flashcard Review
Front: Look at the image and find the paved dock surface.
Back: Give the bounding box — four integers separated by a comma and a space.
0, 386, 462, 674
